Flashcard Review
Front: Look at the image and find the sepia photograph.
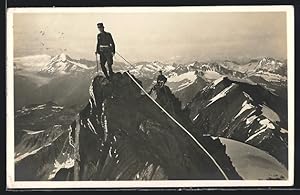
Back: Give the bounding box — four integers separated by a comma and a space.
6, 6, 294, 188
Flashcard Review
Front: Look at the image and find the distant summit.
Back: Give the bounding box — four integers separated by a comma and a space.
40, 53, 95, 75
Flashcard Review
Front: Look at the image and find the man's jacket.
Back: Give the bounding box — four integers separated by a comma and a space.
157, 74, 167, 83
96, 31, 115, 54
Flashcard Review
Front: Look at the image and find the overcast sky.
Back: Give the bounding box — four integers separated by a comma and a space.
13, 10, 287, 63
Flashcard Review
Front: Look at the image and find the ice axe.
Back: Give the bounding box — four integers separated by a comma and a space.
95, 52, 99, 73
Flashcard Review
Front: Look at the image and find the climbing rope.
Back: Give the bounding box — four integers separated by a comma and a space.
115, 51, 137, 70
116, 52, 229, 180
95, 53, 99, 73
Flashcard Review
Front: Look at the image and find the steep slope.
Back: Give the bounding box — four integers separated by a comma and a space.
15, 124, 74, 181
15, 72, 242, 180
187, 77, 288, 167
14, 102, 78, 181
173, 76, 208, 108
69, 73, 241, 180
14, 101, 78, 144
219, 137, 287, 180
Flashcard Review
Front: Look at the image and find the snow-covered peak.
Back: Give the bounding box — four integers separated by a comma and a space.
257, 57, 285, 71
40, 53, 94, 75
258, 57, 271, 67
51, 53, 70, 63
130, 61, 175, 78
58, 53, 67, 62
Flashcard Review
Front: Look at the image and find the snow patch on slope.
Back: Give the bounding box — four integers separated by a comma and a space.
48, 157, 74, 180
243, 92, 253, 101
193, 114, 199, 121
206, 83, 235, 107
230, 77, 257, 85
176, 82, 192, 91
69, 60, 93, 70
23, 129, 45, 135
245, 119, 275, 142
254, 71, 287, 82
246, 115, 258, 125
168, 71, 197, 83
280, 128, 288, 134
261, 104, 280, 122
259, 118, 276, 129
31, 104, 47, 110
245, 128, 269, 142
203, 70, 222, 81
15, 146, 48, 162
212, 76, 225, 86
233, 101, 255, 119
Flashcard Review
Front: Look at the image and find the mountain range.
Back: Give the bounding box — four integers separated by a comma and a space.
13, 53, 289, 181
14, 53, 287, 109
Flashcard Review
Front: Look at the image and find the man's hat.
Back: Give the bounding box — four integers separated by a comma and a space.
97, 23, 104, 28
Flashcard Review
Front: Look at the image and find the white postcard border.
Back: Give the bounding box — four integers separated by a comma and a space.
6, 5, 295, 189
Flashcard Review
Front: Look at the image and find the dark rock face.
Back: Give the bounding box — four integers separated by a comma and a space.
71, 72, 241, 180
174, 76, 208, 108
187, 77, 288, 167
14, 72, 242, 180
15, 125, 74, 181
14, 102, 78, 144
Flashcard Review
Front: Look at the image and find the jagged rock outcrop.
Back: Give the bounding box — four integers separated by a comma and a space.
187, 77, 288, 167
14, 72, 289, 181
66, 72, 241, 180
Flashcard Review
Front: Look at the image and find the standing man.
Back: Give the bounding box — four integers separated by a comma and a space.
95, 22, 115, 79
